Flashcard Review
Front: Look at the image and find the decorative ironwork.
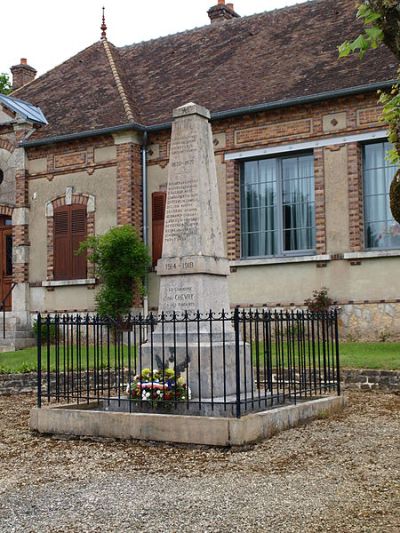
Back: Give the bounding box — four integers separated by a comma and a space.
36, 309, 340, 418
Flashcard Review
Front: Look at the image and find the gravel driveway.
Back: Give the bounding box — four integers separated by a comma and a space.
0, 391, 399, 532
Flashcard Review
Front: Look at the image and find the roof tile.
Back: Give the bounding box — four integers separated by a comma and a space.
15, 0, 398, 141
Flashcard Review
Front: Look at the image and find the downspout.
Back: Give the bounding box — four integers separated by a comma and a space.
142, 131, 149, 319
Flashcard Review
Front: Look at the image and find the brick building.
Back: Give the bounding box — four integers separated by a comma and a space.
0, 0, 399, 347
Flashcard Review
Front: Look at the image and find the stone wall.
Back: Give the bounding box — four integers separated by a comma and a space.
339, 302, 400, 341
0, 372, 37, 394
1, 369, 399, 395
341, 369, 400, 391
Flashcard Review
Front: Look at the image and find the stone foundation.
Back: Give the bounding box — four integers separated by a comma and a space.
339, 302, 400, 341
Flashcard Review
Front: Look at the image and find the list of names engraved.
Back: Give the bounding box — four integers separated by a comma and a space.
164, 134, 200, 245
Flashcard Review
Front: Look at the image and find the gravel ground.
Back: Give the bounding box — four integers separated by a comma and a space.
0, 392, 399, 533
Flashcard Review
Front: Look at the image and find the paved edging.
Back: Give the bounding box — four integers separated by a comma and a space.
30, 395, 345, 446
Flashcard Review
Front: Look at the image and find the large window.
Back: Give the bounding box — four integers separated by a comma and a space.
364, 142, 400, 250
240, 153, 315, 258
53, 205, 87, 280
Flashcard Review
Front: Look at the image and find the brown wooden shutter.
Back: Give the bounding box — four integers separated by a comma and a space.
152, 191, 166, 266
54, 205, 87, 280
71, 206, 87, 279
54, 208, 71, 280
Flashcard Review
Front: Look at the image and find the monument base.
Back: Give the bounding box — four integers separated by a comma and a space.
139, 340, 252, 400
30, 395, 345, 446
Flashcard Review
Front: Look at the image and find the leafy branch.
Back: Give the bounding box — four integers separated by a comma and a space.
339, 2, 400, 223
338, 3, 383, 59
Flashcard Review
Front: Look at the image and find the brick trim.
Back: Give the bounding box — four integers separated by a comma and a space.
0, 139, 15, 153
46, 193, 96, 281
225, 159, 241, 260
314, 147, 326, 254
116, 142, 142, 234
0, 205, 14, 217
348, 143, 363, 251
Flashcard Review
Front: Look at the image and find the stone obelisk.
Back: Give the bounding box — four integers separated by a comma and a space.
142, 102, 249, 399
156, 102, 230, 315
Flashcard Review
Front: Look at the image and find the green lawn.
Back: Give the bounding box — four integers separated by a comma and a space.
0, 342, 399, 373
339, 342, 400, 370
0, 345, 136, 374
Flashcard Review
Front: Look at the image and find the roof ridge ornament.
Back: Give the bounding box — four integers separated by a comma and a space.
101, 6, 107, 40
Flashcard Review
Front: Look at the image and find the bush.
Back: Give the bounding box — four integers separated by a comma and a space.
78, 225, 150, 320
390, 170, 400, 223
304, 287, 333, 313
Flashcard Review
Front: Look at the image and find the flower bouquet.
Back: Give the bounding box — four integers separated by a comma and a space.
126, 367, 190, 407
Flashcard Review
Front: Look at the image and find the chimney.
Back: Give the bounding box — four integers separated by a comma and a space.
208, 0, 240, 24
10, 58, 37, 91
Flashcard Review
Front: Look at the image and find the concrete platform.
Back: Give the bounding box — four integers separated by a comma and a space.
30, 395, 345, 446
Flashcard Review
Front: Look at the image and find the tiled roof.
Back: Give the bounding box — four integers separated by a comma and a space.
14, 41, 134, 139
15, 0, 398, 141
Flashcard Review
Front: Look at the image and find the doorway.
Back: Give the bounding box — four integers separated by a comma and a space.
0, 217, 12, 310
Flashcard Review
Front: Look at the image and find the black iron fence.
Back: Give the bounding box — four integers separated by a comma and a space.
36, 308, 340, 418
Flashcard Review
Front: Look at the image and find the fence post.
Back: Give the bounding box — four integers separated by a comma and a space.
334, 308, 341, 396
234, 307, 241, 419
37, 313, 42, 408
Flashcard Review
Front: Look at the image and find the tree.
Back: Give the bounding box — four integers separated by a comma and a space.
339, 1, 400, 223
78, 225, 150, 320
0, 73, 11, 95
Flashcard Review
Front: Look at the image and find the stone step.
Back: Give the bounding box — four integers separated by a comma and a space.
0, 337, 36, 352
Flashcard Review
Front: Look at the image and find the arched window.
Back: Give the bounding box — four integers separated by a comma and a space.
54, 204, 87, 280
0, 169, 4, 185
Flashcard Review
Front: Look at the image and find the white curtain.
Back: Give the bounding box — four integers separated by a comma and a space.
364, 142, 400, 249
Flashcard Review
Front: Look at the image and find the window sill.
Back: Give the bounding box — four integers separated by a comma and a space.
231, 254, 331, 267
343, 250, 400, 260
42, 278, 96, 287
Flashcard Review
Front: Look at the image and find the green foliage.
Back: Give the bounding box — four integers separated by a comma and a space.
390, 170, 400, 223
378, 82, 400, 166
339, 2, 400, 170
338, 3, 383, 59
0, 73, 11, 95
32, 319, 56, 345
78, 225, 150, 320
304, 287, 333, 313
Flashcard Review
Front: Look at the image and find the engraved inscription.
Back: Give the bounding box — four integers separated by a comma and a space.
162, 286, 196, 311
163, 134, 200, 244
164, 261, 194, 271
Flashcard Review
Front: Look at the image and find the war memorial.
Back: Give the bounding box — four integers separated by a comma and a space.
30, 103, 343, 446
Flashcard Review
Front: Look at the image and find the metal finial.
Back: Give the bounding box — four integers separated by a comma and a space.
101, 6, 107, 40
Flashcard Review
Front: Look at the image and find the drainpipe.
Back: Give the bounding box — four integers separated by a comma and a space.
142, 131, 149, 319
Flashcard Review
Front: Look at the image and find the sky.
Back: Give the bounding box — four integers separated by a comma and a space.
0, 0, 304, 77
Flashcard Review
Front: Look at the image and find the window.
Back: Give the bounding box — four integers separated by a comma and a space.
240, 153, 315, 258
151, 191, 166, 266
363, 141, 400, 250
53, 205, 87, 280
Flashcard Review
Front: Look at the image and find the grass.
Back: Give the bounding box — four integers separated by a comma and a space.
0, 345, 135, 374
0, 342, 399, 373
339, 342, 400, 370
